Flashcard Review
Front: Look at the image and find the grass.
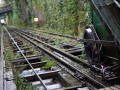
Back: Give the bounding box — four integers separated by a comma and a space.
21, 44, 28, 48
30, 46, 35, 52
42, 60, 56, 69
4, 49, 14, 60
13, 69, 38, 90
40, 55, 49, 62
80, 51, 87, 60
15, 53, 22, 58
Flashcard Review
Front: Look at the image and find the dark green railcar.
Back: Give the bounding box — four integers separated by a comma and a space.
84, 0, 120, 80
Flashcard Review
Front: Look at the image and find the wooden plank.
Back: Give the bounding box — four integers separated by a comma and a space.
114, 85, 120, 89
23, 70, 61, 82
110, 86, 119, 90
14, 60, 48, 70
9, 55, 40, 63
99, 88, 106, 90
104, 87, 113, 90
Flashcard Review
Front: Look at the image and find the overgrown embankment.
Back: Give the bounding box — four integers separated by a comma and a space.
4, 0, 90, 35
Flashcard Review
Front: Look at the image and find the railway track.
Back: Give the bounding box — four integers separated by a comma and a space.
20, 30, 85, 60
11, 27, 84, 57
2, 26, 120, 90
8, 27, 89, 68
3, 26, 83, 90
23, 28, 79, 40
18, 27, 114, 46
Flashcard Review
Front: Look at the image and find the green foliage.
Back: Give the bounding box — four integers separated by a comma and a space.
40, 55, 49, 61
14, 71, 24, 89
15, 53, 21, 58
33, 0, 90, 35
4, 0, 13, 4
5, 0, 90, 35
30, 46, 35, 52
5, 0, 34, 27
5, 51, 14, 60
80, 51, 87, 60
54, 40, 61, 49
78, 0, 90, 27
14, 70, 38, 90
22, 44, 27, 48
42, 60, 56, 69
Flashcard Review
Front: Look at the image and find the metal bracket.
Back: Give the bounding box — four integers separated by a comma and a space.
74, 71, 85, 80
102, 64, 120, 80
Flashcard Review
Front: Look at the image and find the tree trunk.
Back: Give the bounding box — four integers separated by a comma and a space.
20, 0, 27, 21
78, 22, 82, 35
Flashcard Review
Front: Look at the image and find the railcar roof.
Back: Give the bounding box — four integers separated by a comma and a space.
106, 1, 120, 29
91, 0, 120, 44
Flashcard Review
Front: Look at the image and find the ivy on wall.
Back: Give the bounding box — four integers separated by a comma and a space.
4, 0, 34, 27
33, 0, 90, 35
4, 0, 89, 35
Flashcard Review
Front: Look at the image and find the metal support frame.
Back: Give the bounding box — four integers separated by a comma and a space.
3, 26, 48, 90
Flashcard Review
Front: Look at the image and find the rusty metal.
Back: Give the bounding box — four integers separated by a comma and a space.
65, 47, 84, 56
102, 64, 120, 80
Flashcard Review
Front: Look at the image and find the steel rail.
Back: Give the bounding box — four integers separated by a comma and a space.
11, 27, 108, 88
3, 26, 48, 90
42, 32, 114, 45
26, 28, 114, 45
7, 26, 114, 45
